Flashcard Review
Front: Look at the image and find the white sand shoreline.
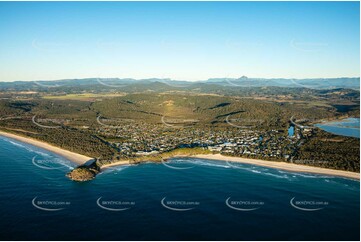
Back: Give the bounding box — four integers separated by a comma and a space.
101, 154, 359, 180
0, 130, 92, 165
101, 160, 130, 169
0, 130, 359, 180
193, 154, 360, 180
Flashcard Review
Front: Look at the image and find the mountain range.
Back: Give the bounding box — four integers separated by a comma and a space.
0, 77, 359, 91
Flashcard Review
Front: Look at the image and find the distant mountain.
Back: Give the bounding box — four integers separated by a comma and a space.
0, 77, 359, 91
202, 77, 360, 89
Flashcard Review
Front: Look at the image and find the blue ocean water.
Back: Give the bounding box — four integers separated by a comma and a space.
315, 118, 360, 138
0, 136, 359, 240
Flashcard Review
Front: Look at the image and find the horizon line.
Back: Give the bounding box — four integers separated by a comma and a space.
1, 76, 360, 83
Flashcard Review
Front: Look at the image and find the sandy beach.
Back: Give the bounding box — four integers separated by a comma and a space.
103, 154, 359, 180
101, 160, 130, 169
0, 130, 92, 165
193, 154, 360, 180
0, 130, 359, 180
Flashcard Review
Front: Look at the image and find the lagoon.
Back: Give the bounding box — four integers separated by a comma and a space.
315, 118, 360, 138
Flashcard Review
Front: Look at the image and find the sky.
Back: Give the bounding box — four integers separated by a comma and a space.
0, 1, 359, 82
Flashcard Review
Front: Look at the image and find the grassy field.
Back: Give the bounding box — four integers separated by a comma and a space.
42, 93, 126, 101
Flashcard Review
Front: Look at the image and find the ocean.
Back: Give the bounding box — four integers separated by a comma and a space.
0, 136, 359, 240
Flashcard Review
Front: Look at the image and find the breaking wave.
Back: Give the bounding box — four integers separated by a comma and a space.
1, 137, 74, 170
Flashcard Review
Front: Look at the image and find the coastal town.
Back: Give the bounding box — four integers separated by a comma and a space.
93, 118, 309, 162
0, 1, 360, 241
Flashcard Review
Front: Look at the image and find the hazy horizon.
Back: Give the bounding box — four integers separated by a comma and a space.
0, 2, 359, 81
1, 75, 360, 83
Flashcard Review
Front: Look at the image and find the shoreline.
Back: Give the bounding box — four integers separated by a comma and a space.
101, 160, 130, 169
0, 130, 92, 165
192, 154, 360, 180
102, 154, 359, 180
0, 130, 359, 180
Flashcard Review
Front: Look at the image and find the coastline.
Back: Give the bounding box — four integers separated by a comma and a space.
0, 130, 359, 180
101, 153, 359, 180
0, 130, 92, 165
193, 154, 360, 180
101, 160, 130, 169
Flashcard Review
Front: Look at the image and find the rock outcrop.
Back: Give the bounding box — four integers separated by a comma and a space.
66, 161, 100, 182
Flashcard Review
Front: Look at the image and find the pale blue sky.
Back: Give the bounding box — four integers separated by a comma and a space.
0, 1, 359, 81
